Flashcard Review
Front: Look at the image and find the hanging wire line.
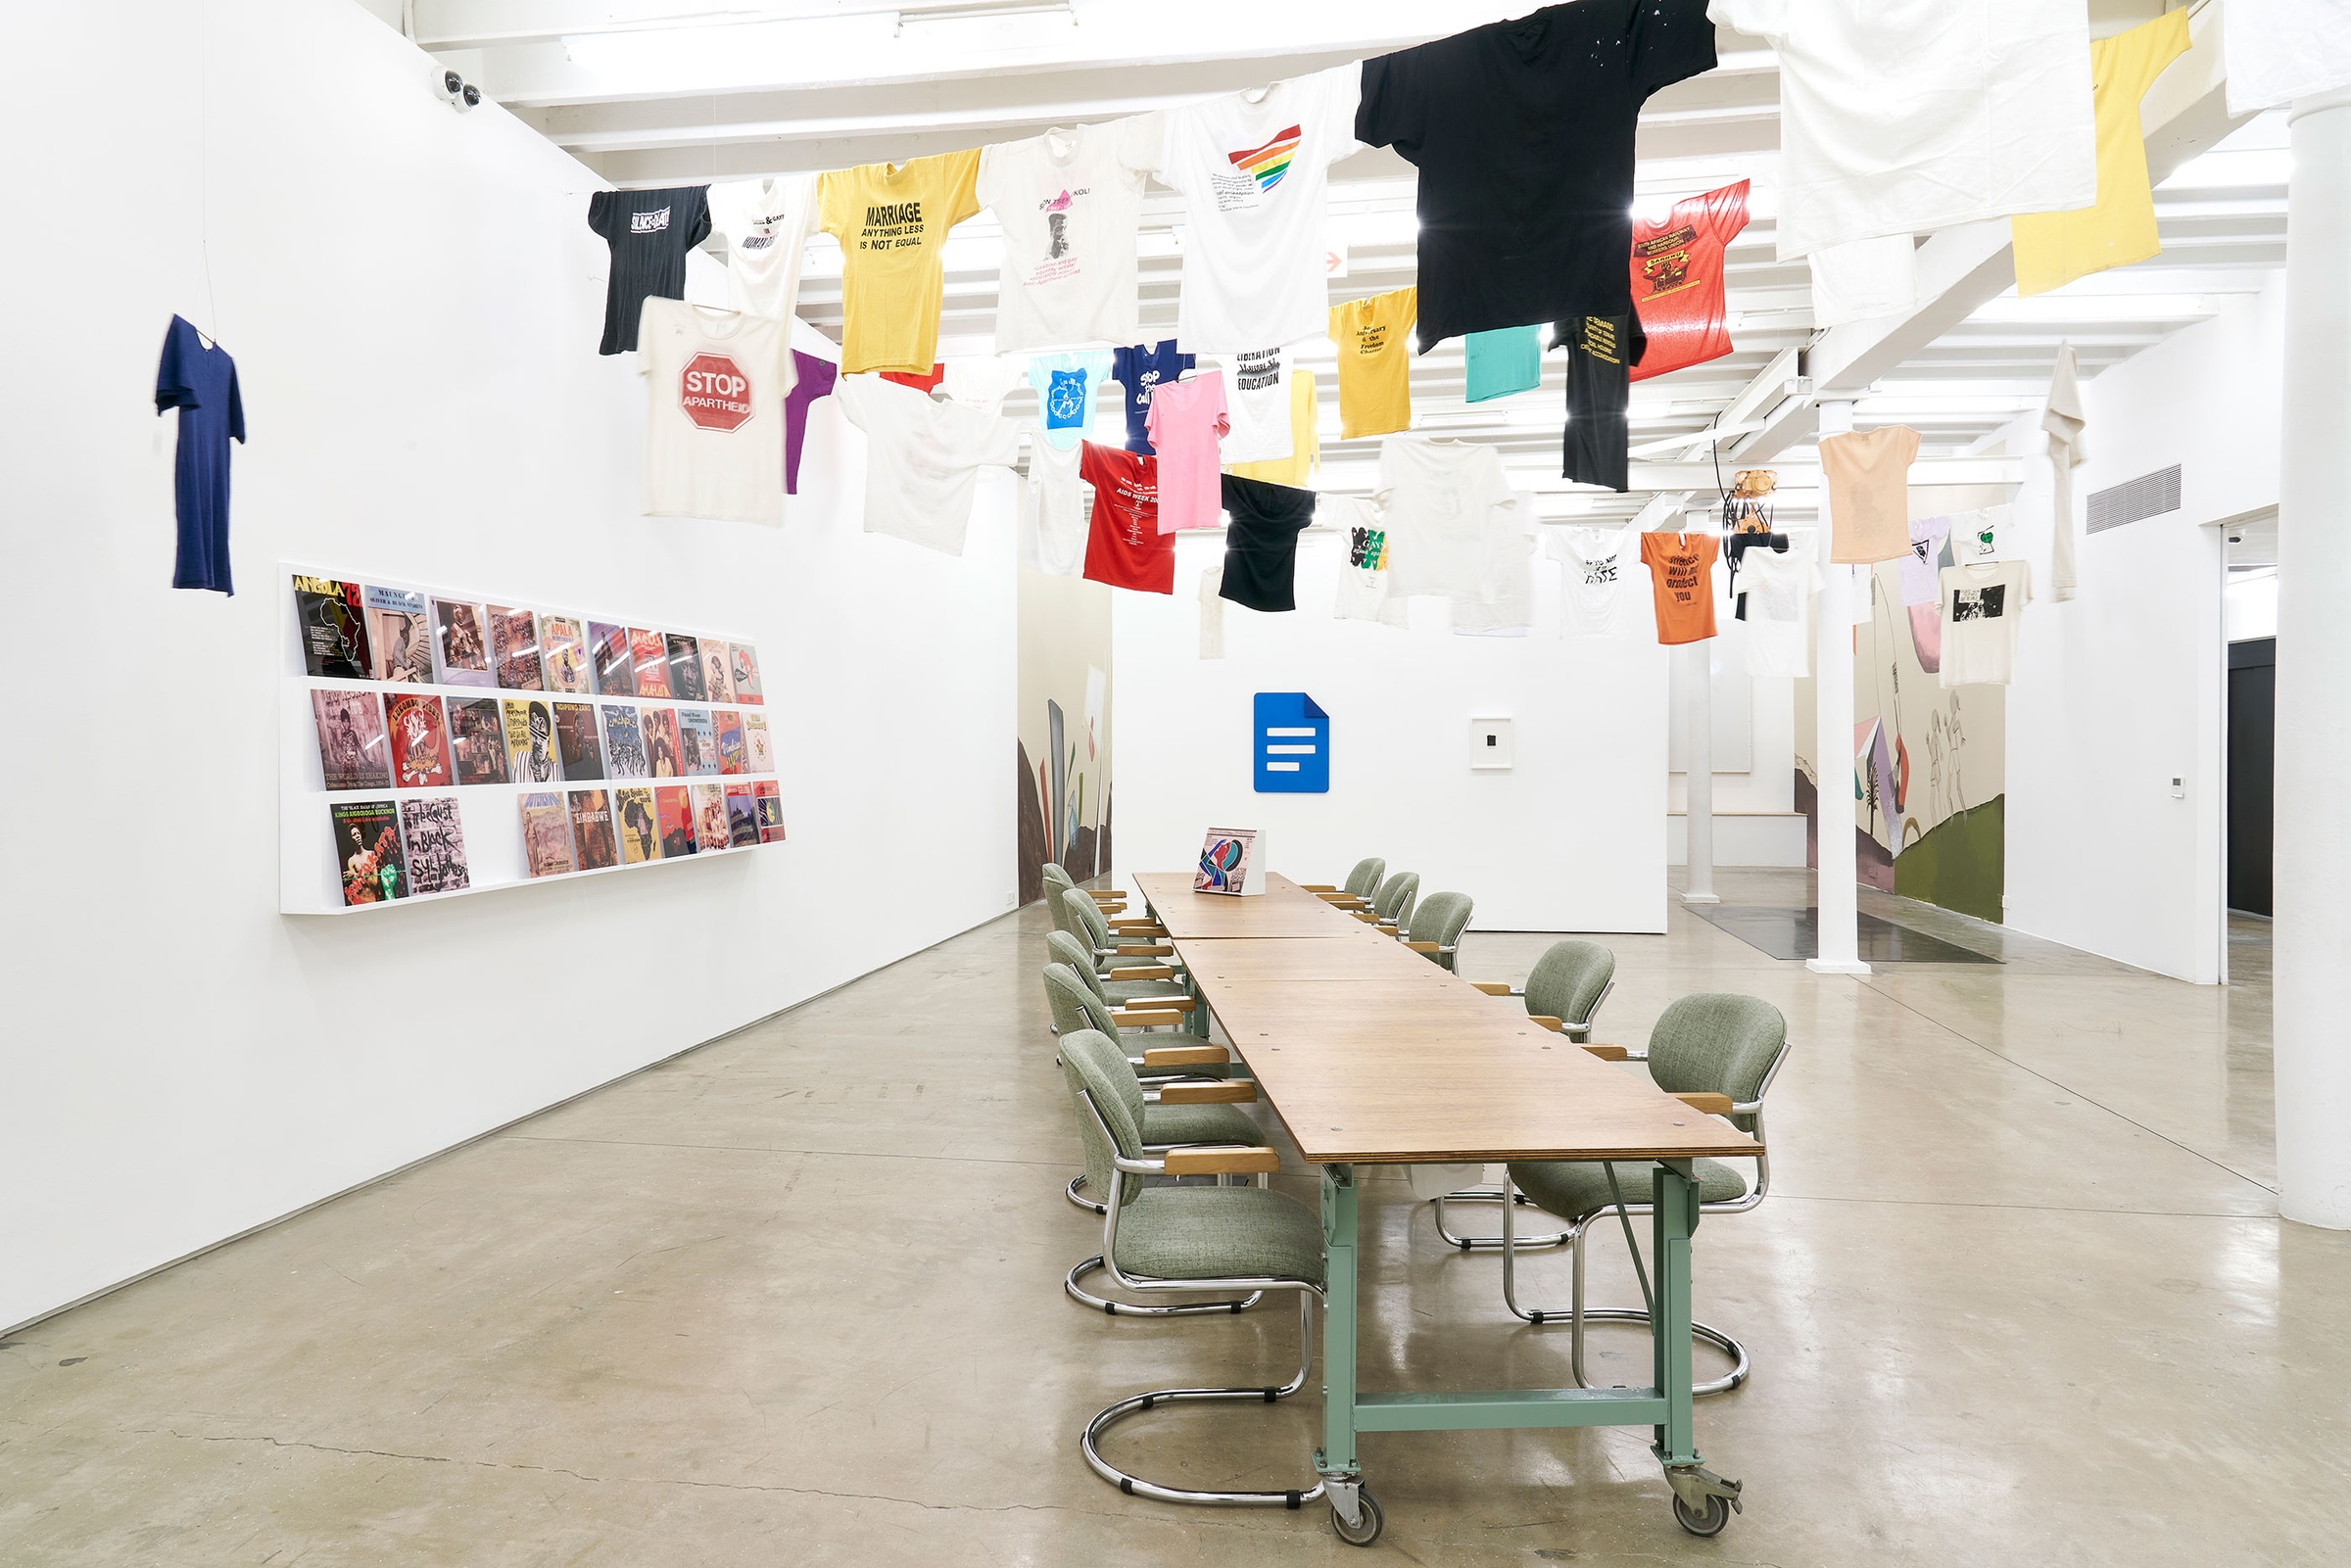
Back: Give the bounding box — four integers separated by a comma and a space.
199, 0, 221, 343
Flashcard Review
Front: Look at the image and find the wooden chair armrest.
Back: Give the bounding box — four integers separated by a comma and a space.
1527, 1016, 1565, 1032
1404, 941, 1440, 954
1298, 883, 1339, 893
1468, 981, 1512, 996
1672, 1091, 1736, 1116
1087, 891, 1126, 905
1114, 943, 1172, 957
1113, 1009, 1186, 1028
1163, 1145, 1280, 1176
1314, 892, 1363, 906
1158, 1080, 1259, 1104
1352, 911, 1378, 923
1581, 1044, 1629, 1062
1141, 1045, 1230, 1069
1108, 919, 1163, 932
1106, 964, 1175, 980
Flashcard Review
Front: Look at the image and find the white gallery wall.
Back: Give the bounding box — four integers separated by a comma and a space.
1113, 533, 1668, 931
2004, 279, 2284, 983
0, 0, 1014, 1331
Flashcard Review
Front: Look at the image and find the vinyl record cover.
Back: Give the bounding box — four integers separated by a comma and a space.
552, 701, 603, 780
675, 707, 720, 776
728, 642, 764, 705
540, 615, 592, 695
600, 703, 649, 780
753, 779, 787, 843
488, 606, 545, 690
331, 798, 407, 905
385, 691, 455, 788
654, 784, 697, 858
701, 641, 735, 704
447, 696, 510, 785
744, 712, 775, 774
504, 698, 562, 785
400, 795, 470, 893
568, 787, 620, 870
432, 599, 497, 688
713, 709, 748, 775
590, 621, 635, 696
630, 628, 673, 697
293, 576, 373, 680
519, 790, 576, 878
665, 633, 706, 702
726, 784, 760, 847
641, 707, 683, 779
614, 785, 659, 864
364, 586, 433, 683
312, 689, 390, 791
692, 782, 731, 851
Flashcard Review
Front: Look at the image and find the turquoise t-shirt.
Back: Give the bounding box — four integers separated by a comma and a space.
1463, 325, 1542, 404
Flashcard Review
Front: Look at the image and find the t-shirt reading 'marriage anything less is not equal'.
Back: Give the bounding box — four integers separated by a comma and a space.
818, 150, 983, 375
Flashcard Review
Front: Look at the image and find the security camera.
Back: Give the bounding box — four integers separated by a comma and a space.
441, 68, 479, 112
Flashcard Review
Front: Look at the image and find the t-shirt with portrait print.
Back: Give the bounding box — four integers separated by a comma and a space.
1939, 558, 2033, 688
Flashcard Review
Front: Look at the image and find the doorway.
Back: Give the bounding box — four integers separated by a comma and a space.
2227, 638, 2274, 917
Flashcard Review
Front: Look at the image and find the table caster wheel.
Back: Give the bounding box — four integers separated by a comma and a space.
1673, 1493, 1731, 1537
1331, 1488, 1384, 1546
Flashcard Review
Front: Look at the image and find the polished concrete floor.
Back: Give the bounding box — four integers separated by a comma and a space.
3, 871, 2334, 1565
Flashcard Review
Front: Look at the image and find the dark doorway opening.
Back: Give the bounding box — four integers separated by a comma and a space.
2227, 637, 2274, 918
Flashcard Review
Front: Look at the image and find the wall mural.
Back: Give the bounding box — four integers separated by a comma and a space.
1016, 560, 1113, 906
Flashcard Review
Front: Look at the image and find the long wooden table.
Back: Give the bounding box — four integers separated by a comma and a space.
1131, 869, 1758, 1536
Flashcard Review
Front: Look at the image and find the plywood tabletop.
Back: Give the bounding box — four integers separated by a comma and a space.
1128, 871, 1370, 939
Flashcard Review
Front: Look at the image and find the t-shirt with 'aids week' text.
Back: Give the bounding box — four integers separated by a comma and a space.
1080, 442, 1174, 594
639, 299, 795, 525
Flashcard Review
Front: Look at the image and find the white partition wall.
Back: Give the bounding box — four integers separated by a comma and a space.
0, 0, 1015, 1331
1112, 533, 1668, 932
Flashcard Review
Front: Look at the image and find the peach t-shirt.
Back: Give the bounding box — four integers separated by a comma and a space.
1820, 425, 1920, 564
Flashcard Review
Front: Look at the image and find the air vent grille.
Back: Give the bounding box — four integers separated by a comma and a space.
2087, 465, 2182, 534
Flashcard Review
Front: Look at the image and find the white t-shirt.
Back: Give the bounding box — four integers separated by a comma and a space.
942, 356, 1021, 410
2226, 0, 2351, 115
1323, 496, 1408, 629
707, 175, 816, 320
1548, 524, 1643, 640
1898, 515, 1951, 605
638, 299, 796, 526
978, 118, 1160, 353
1708, 0, 2095, 260
1738, 530, 1820, 678
1939, 558, 2033, 687
1219, 348, 1295, 464
1198, 563, 1226, 659
1160, 68, 1361, 354
1807, 235, 1916, 327
1949, 503, 2014, 563
1455, 495, 1534, 637
1374, 436, 1522, 619
836, 373, 1020, 554
1029, 433, 1085, 576
1027, 350, 1115, 451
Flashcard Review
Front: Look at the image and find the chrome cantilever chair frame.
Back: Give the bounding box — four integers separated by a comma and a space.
1067, 1088, 1327, 1507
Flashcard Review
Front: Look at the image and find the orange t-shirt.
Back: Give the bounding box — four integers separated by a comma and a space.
1641, 532, 1719, 644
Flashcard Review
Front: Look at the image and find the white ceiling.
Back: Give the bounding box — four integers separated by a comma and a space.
397, 0, 2282, 525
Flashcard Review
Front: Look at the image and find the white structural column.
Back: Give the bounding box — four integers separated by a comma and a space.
2273, 88, 2351, 1230
1807, 399, 1869, 975
1681, 637, 1719, 905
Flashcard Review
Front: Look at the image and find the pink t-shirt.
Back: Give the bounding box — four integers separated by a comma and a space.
1145, 370, 1229, 534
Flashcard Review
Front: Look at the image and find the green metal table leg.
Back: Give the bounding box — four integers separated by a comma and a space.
1650, 1160, 1699, 1464
1188, 968, 1211, 1038
1317, 1164, 1360, 1485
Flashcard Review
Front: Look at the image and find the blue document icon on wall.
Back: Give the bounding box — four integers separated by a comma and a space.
1254, 691, 1329, 793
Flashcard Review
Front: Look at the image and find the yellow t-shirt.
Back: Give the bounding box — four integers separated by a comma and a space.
2010, 12, 2190, 298
818, 150, 982, 374
1329, 286, 1416, 441
1227, 368, 1319, 486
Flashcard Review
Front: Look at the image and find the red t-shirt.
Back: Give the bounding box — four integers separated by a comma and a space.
881, 362, 945, 393
1080, 442, 1173, 594
1628, 180, 1750, 383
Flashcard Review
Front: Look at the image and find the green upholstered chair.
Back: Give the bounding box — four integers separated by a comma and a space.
1064, 889, 1177, 977
1397, 890, 1473, 970
1059, 1027, 1332, 1509
1367, 871, 1419, 932
1046, 929, 1190, 1013
1300, 856, 1386, 911
1042, 860, 1128, 918
1499, 993, 1790, 1398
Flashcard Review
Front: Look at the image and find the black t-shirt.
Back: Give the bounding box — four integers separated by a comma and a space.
1218, 475, 1319, 613
587, 186, 712, 355
1558, 311, 1647, 494
1357, 0, 1715, 350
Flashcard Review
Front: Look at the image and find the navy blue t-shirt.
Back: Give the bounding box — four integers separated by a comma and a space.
1111, 340, 1194, 455
155, 315, 247, 595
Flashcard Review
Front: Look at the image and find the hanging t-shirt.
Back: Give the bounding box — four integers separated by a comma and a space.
1227, 367, 1319, 485
588, 186, 711, 356
784, 350, 839, 496
1464, 325, 1543, 404
941, 356, 1021, 409
1358, 1, 1716, 348
1218, 475, 1319, 612
1456, 493, 1536, 636
881, 363, 946, 394
1330, 286, 1416, 440
1145, 370, 1229, 533
1950, 503, 2013, 563
1027, 349, 1116, 451
706, 174, 815, 320
1321, 496, 1406, 629
1548, 524, 1643, 640
2043, 344, 2087, 601
1939, 558, 2033, 688
1559, 311, 1648, 493
1199, 563, 1226, 659
1159, 67, 1363, 354
2012, 13, 2192, 298
2226, 0, 2351, 115
1806, 235, 1918, 329
1079, 442, 1173, 593
1029, 432, 1087, 576
1629, 179, 1750, 381
835, 373, 1020, 554
1819, 425, 1919, 564
817, 151, 983, 374
1738, 530, 1819, 677
1111, 342, 1195, 454
1708, 0, 2095, 261
155, 315, 246, 595
1640, 531, 1719, 644
1898, 515, 1952, 605
1375, 436, 1523, 621
638, 299, 796, 526
978, 118, 1161, 352
1219, 348, 1293, 465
